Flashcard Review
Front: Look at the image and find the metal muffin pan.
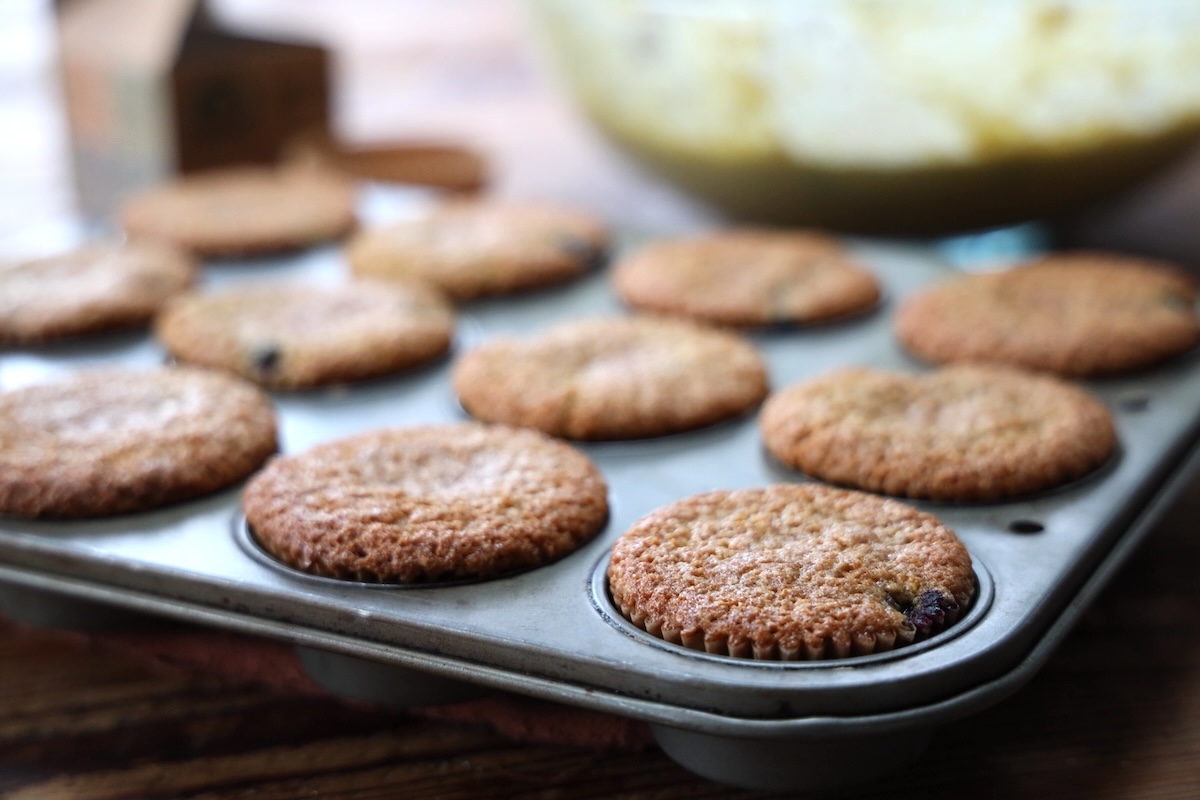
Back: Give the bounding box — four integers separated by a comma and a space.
2, 214, 1200, 792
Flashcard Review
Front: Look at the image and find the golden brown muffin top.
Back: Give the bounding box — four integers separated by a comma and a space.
243, 423, 609, 583
0, 367, 277, 518
895, 252, 1200, 376
759, 364, 1116, 502
120, 166, 357, 257
155, 279, 454, 389
613, 229, 880, 327
0, 240, 194, 344
346, 200, 607, 300
608, 484, 975, 660
453, 315, 769, 440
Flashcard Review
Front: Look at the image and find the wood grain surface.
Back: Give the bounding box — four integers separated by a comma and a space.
2, 2, 1200, 798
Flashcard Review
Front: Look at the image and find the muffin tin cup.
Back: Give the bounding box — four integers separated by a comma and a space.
0, 580, 154, 631
3, 223, 1200, 792
296, 646, 493, 707
650, 723, 932, 795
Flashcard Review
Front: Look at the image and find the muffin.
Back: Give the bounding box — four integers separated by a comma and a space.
155, 279, 454, 389
759, 364, 1117, 502
243, 423, 609, 583
612, 228, 880, 327
894, 251, 1200, 376
119, 165, 358, 257
453, 315, 769, 440
346, 201, 608, 300
0, 366, 277, 518
607, 484, 975, 660
0, 240, 194, 344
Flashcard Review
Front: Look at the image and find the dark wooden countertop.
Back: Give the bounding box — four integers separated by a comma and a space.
2, 2, 1200, 797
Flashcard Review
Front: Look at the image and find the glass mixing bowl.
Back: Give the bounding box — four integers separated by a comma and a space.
529, 0, 1200, 236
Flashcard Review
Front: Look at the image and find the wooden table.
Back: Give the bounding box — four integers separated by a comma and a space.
3, 2, 1200, 797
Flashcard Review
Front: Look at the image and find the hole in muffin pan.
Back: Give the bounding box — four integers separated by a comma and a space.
0, 581, 155, 631
1117, 392, 1151, 413
588, 551, 994, 668
1007, 519, 1045, 534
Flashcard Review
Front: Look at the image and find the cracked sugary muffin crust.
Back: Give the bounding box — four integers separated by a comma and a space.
607, 484, 975, 660
0, 367, 278, 518
242, 423, 609, 582
453, 315, 769, 440
0, 241, 194, 344
119, 166, 358, 257
612, 229, 881, 327
346, 201, 608, 300
894, 252, 1200, 377
155, 279, 455, 389
759, 364, 1117, 502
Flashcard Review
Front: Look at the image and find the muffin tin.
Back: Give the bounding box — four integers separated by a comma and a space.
2, 205, 1200, 793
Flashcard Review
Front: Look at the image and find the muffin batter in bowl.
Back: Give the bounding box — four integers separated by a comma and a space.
532, 0, 1200, 233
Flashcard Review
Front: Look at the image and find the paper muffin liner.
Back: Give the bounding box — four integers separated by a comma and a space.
615, 582, 975, 661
